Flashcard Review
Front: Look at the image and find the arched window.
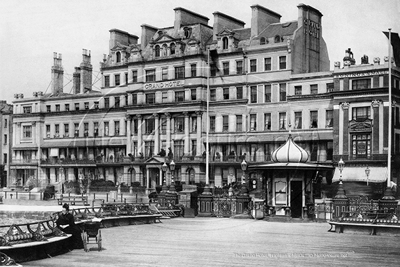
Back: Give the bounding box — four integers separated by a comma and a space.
189, 168, 195, 185
170, 43, 175, 55
260, 37, 266, 45
155, 45, 160, 57
274, 35, 281, 43
222, 37, 228, 50
116, 51, 121, 63
162, 44, 168, 56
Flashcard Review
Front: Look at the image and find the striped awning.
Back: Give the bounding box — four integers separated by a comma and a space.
332, 167, 387, 183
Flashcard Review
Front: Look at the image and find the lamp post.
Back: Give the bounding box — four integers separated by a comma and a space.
241, 159, 249, 196
161, 162, 168, 192
169, 160, 176, 193
335, 157, 347, 199
338, 158, 345, 184
365, 166, 370, 186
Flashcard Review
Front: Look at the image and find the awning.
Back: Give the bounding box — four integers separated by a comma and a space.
249, 162, 335, 170
12, 146, 38, 150
332, 167, 387, 183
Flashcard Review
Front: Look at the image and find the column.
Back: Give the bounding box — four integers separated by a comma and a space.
341, 102, 350, 158
159, 168, 163, 185
126, 114, 132, 154
184, 112, 190, 155
137, 115, 143, 156
154, 114, 160, 154
196, 111, 202, 156
371, 100, 380, 155
146, 168, 150, 188
165, 113, 171, 150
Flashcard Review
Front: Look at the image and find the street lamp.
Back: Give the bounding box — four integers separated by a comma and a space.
338, 158, 345, 184
365, 166, 370, 186
161, 162, 168, 192
240, 159, 249, 196
169, 160, 176, 193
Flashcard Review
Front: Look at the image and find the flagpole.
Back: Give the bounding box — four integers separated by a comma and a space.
205, 48, 210, 186
383, 28, 394, 199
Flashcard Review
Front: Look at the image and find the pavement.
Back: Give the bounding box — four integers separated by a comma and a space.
1, 201, 400, 266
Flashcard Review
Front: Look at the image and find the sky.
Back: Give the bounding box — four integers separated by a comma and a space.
0, 0, 399, 103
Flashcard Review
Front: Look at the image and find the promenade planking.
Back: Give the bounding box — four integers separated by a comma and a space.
23, 218, 400, 267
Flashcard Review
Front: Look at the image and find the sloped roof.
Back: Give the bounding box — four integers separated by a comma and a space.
258, 21, 298, 38
233, 28, 251, 41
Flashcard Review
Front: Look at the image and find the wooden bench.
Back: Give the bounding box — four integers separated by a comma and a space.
57, 195, 89, 206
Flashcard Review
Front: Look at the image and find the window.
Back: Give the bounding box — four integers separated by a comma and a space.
327, 83, 334, 92
3, 134, 7, 144
264, 113, 271, 130
294, 112, 302, 129
326, 110, 333, 128
94, 101, 99, 109
175, 91, 185, 102
310, 111, 318, 128
236, 60, 243, 74
155, 45, 160, 57
275, 35, 281, 43
132, 70, 138, 83
170, 43, 176, 55
250, 59, 257, 72
310, 84, 318, 94
236, 115, 242, 132
265, 84, 271, 102
190, 64, 196, 77
145, 141, 155, 158
64, 124, 69, 136
115, 97, 120, 108
191, 89, 197, 101
65, 104, 69, 111
260, 37, 266, 45
115, 74, 120, 86
162, 92, 168, 103
161, 118, 167, 134
279, 112, 286, 130
46, 125, 50, 137
146, 69, 156, 82
132, 94, 137, 105
191, 116, 197, 132
23, 106, 32, 114
84, 102, 89, 110
352, 107, 370, 121
174, 117, 184, 133
250, 86, 257, 103
75, 103, 80, 111
210, 116, 216, 132
56, 104, 60, 112
94, 122, 99, 137
279, 56, 286, 69
104, 76, 110, 87
104, 98, 110, 108
223, 116, 229, 132
146, 118, 155, 134
84, 123, 89, 137
74, 123, 79, 137
222, 37, 228, 49
250, 114, 257, 131
210, 64, 217, 77
352, 134, 371, 158
116, 51, 121, 63
210, 89, 216, 101
223, 88, 229, 100
124, 72, 128, 84
3, 154, 7, 164
295, 86, 302, 95
23, 125, 32, 138
174, 140, 184, 160
223, 62, 229, 75
352, 78, 371, 90
264, 57, 272, 71
146, 93, 155, 104
162, 68, 168, 80
279, 83, 287, 101
104, 122, 109, 136
46, 105, 51, 112
4, 119, 7, 128
115, 121, 120, 136
55, 124, 60, 137
175, 66, 185, 79
236, 87, 243, 99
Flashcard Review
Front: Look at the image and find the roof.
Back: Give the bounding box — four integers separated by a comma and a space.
258, 21, 298, 38
271, 135, 309, 163
233, 28, 251, 41
249, 162, 334, 170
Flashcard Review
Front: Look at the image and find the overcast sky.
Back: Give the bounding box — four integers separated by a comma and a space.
0, 0, 399, 103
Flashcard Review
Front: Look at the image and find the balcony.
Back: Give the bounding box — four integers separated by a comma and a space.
10, 159, 39, 165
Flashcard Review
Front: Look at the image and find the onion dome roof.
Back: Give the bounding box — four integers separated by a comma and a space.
271, 135, 309, 163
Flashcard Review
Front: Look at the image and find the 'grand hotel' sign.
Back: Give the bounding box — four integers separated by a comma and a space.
144, 80, 184, 90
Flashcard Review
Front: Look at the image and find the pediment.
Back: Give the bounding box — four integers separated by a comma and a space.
111, 42, 128, 52
144, 156, 167, 164
216, 28, 235, 37
153, 34, 176, 43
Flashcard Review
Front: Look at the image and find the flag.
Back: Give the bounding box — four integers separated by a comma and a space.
383, 31, 400, 67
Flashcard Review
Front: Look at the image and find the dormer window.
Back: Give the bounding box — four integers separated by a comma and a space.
116, 51, 121, 63
222, 37, 228, 50
184, 27, 191, 39
275, 35, 281, 43
170, 43, 175, 55
155, 45, 160, 58
260, 37, 266, 45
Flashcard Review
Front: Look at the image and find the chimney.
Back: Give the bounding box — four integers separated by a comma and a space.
109, 29, 139, 51
51, 52, 63, 95
173, 7, 209, 34
213, 12, 245, 41
72, 67, 81, 94
80, 49, 92, 93
140, 24, 158, 50
250, 5, 281, 37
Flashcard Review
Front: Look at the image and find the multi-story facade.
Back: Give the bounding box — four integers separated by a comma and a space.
9, 3, 399, 210
0, 101, 12, 187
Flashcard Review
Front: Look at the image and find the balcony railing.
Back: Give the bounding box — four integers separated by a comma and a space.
11, 159, 39, 164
